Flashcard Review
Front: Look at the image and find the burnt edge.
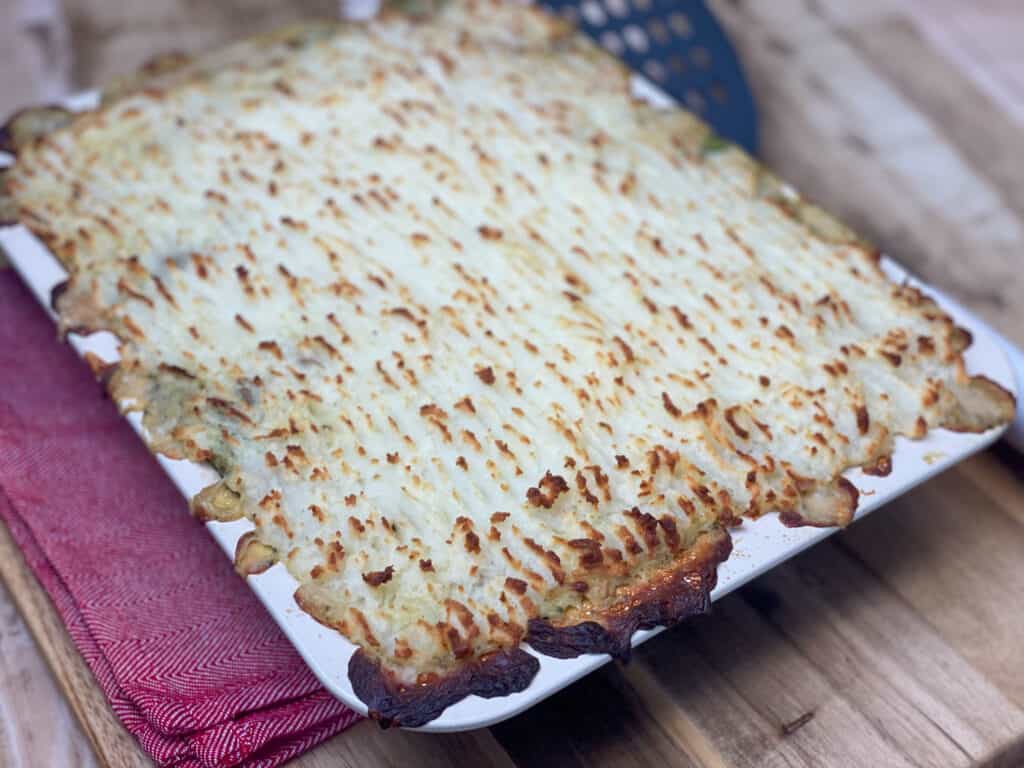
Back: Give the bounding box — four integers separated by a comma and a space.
349, 645, 540, 728
48, 278, 101, 338
862, 454, 893, 477
0, 167, 16, 228
0, 174, 13, 227
778, 476, 860, 528
526, 528, 732, 662
0, 104, 71, 156
49, 278, 69, 313
0, 108, 25, 155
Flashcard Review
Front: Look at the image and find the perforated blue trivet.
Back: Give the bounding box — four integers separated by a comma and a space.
541, 0, 758, 153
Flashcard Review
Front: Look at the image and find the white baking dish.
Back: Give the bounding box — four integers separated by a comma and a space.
1, 84, 1016, 732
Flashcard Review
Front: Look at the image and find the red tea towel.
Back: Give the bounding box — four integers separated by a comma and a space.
0, 269, 361, 766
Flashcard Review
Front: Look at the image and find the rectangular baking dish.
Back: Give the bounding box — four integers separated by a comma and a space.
1, 84, 1015, 732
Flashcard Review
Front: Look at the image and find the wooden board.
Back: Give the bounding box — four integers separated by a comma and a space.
707, 0, 1024, 348
3, 0, 1024, 766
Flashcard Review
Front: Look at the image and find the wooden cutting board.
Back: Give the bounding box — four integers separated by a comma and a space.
5, 0, 1024, 765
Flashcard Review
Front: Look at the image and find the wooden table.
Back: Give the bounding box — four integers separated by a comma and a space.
3, 1, 1024, 765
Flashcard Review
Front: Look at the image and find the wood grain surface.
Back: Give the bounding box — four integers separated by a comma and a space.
2, 0, 1024, 766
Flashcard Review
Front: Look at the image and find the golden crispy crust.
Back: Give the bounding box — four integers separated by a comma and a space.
234, 531, 278, 575
192, 480, 245, 523
940, 375, 1017, 433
